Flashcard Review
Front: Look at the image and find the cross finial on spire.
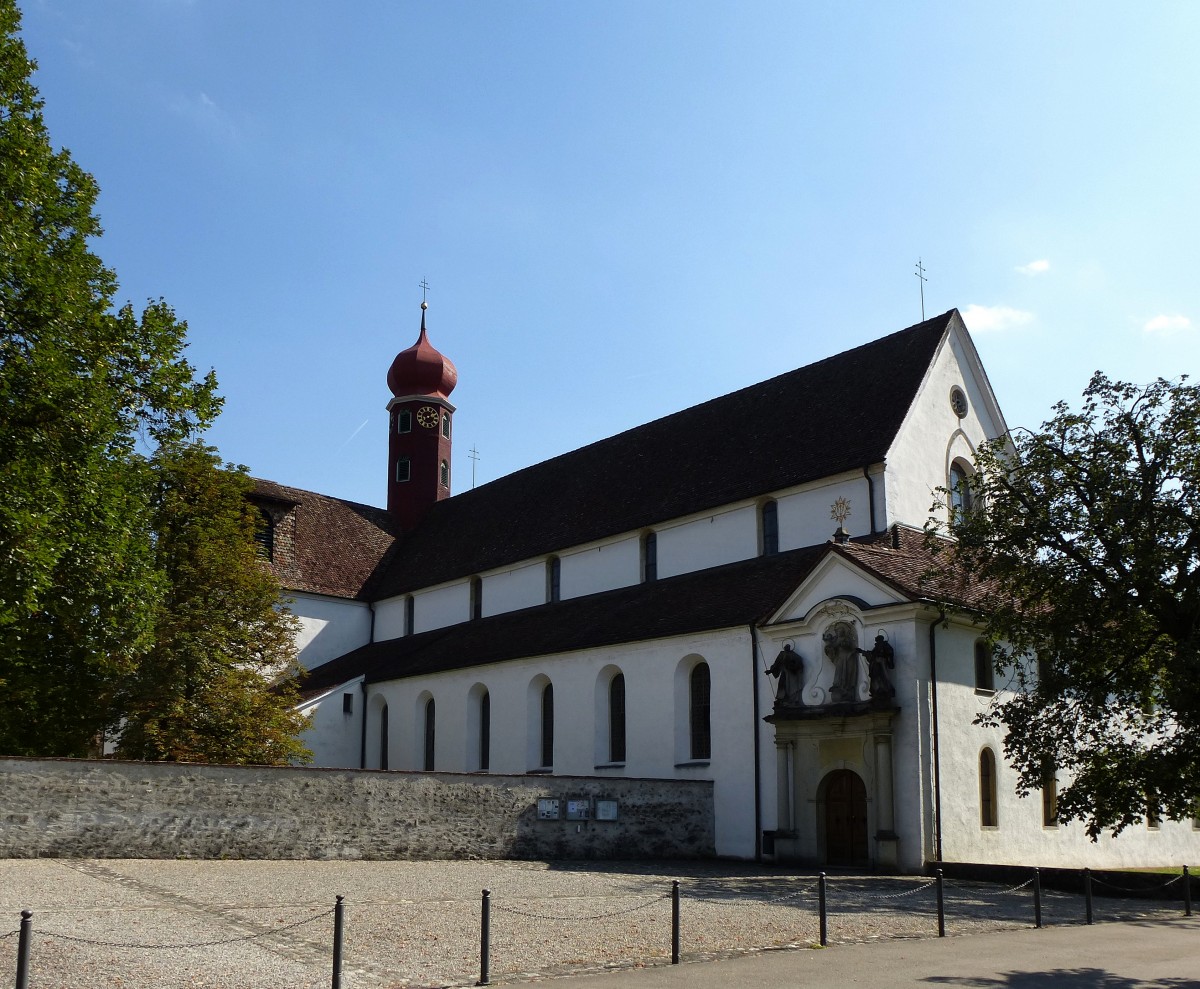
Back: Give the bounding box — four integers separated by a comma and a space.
469, 445, 481, 489
914, 258, 928, 320
419, 278, 431, 311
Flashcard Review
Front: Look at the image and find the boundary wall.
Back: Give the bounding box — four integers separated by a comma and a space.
0, 757, 714, 860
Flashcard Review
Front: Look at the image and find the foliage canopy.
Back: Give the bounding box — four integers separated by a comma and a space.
0, 1, 306, 763
931, 372, 1200, 836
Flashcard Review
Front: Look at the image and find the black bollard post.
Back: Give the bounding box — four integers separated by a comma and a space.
331, 895, 345, 989
479, 889, 491, 985
1033, 869, 1042, 929
1084, 868, 1093, 925
1185, 866, 1192, 918
671, 881, 680, 964
818, 873, 827, 947
936, 869, 945, 938
15, 910, 32, 989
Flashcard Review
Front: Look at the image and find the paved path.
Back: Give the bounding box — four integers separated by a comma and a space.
559, 917, 1200, 989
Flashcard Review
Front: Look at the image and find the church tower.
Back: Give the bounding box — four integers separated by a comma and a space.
386, 301, 457, 529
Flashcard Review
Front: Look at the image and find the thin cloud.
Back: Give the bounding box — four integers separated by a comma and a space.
167, 91, 239, 142
1015, 259, 1050, 275
961, 304, 1035, 333
336, 419, 371, 453
1142, 313, 1193, 335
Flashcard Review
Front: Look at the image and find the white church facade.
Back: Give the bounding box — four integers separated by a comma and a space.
253, 306, 1198, 871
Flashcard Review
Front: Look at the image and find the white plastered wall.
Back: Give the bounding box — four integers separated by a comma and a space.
338, 626, 762, 859
288, 593, 372, 671
934, 618, 1200, 868
299, 676, 363, 769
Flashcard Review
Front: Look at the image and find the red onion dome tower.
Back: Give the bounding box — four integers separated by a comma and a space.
386, 301, 457, 528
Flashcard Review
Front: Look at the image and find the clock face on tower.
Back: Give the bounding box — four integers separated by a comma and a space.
417, 406, 439, 429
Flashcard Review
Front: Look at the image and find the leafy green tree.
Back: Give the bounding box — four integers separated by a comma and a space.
930, 373, 1200, 836
116, 443, 311, 765
0, 0, 220, 755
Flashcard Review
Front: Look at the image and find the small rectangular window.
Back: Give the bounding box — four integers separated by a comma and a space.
642, 532, 657, 583
441, 413, 451, 438
342, 693, 354, 715
548, 557, 561, 603
397, 409, 412, 434
760, 501, 778, 556
396, 457, 411, 483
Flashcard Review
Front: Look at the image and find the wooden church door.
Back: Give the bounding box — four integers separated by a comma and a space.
824, 769, 868, 866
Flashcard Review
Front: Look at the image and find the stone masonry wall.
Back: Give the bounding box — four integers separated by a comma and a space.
0, 758, 714, 860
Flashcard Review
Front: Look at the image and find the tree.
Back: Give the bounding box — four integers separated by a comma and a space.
0, 0, 222, 755
116, 443, 311, 765
929, 373, 1200, 836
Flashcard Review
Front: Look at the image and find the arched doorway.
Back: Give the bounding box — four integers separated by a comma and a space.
823, 769, 868, 866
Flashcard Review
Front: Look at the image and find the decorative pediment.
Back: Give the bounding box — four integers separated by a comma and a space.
769, 553, 911, 626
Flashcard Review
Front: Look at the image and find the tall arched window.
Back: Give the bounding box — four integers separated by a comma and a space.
974, 640, 995, 691
760, 500, 779, 556
1041, 759, 1057, 826
690, 663, 711, 760
950, 462, 973, 517
379, 702, 389, 771
440, 459, 450, 487
609, 673, 626, 763
540, 683, 554, 769
979, 747, 997, 827
479, 690, 491, 772
423, 697, 436, 771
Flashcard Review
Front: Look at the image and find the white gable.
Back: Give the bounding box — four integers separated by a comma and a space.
769, 552, 910, 625
882, 311, 1010, 531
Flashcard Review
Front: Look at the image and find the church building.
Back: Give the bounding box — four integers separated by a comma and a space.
254, 305, 1197, 871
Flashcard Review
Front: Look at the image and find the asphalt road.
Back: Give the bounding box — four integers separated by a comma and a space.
560, 916, 1200, 989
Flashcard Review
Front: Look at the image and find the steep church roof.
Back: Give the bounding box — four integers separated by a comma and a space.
372, 310, 954, 597
297, 524, 982, 696
251, 479, 398, 600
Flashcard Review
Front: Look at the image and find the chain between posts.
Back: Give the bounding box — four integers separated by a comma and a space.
32, 906, 336, 950
866, 880, 937, 900
1091, 874, 1182, 893
490, 895, 667, 921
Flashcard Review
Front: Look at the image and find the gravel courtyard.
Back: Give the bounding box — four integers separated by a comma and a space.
0, 858, 1187, 989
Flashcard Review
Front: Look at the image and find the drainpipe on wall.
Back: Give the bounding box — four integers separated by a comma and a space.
749, 624, 764, 863
863, 464, 879, 536
359, 680, 369, 770
928, 608, 946, 865
360, 602, 377, 770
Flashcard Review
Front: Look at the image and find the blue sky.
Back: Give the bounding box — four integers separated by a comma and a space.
17, 1, 1199, 508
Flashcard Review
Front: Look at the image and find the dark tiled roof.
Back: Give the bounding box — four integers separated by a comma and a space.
375, 312, 954, 597
251, 479, 398, 600
297, 525, 983, 695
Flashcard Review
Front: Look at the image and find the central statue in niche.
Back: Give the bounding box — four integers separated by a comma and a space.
823, 621, 861, 703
